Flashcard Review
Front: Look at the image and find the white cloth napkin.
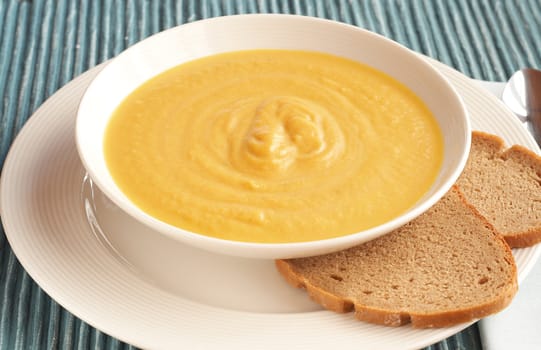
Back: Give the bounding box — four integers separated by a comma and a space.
475, 80, 541, 350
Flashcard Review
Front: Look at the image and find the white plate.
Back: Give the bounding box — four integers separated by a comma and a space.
1, 60, 540, 350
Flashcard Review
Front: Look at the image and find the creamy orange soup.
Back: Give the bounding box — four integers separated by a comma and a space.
104, 50, 443, 243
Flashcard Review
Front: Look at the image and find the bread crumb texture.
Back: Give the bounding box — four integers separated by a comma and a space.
276, 187, 518, 328
457, 131, 541, 247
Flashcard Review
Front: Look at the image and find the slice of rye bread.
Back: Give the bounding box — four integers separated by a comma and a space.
275, 187, 518, 328
457, 131, 541, 248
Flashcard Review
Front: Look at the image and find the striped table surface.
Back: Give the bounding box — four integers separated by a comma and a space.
1, 0, 540, 349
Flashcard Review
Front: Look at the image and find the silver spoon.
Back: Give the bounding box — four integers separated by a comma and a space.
502, 68, 541, 144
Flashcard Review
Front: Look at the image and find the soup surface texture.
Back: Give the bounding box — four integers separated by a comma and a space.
104, 50, 443, 243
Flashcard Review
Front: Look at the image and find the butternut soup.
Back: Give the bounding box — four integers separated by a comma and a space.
104, 50, 443, 243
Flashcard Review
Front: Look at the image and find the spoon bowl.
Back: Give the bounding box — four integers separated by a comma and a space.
502, 68, 541, 144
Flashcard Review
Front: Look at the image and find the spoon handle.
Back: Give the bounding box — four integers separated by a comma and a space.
525, 68, 541, 145
531, 110, 541, 145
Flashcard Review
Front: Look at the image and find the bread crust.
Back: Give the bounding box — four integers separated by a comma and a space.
275, 187, 518, 328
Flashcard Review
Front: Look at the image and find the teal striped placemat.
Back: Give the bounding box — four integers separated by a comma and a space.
1, 0, 540, 349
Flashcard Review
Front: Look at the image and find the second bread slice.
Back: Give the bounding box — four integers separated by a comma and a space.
457, 131, 541, 248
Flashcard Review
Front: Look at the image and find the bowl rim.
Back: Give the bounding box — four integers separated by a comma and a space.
75, 13, 471, 259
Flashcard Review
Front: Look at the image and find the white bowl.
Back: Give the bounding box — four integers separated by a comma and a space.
76, 14, 470, 259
